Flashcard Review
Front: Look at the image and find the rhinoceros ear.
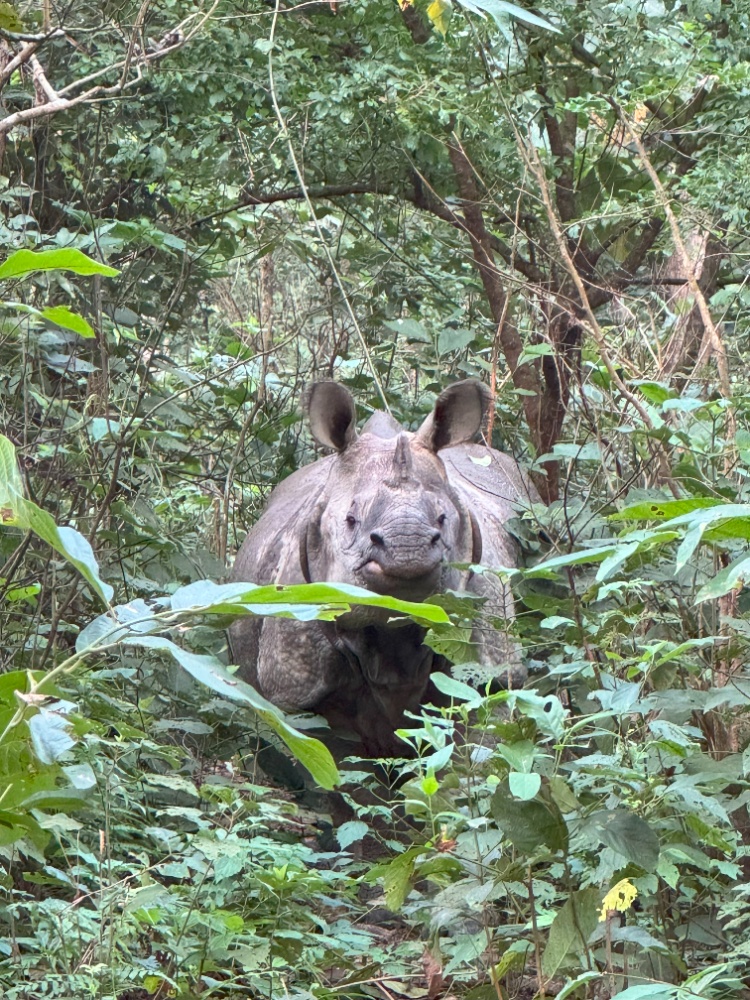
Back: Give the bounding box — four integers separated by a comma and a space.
307, 382, 358, 452
414, 379, 489, 453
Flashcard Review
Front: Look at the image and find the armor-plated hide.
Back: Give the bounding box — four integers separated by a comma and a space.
229, 380, 539, 755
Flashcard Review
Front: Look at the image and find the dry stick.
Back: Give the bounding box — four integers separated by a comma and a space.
523, 139, 681, 499
487, 179, 524, 442
527, 867, 547, 1000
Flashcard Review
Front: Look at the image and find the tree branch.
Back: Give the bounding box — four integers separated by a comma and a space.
588, 216, 665, 308
0, 3, 218, 138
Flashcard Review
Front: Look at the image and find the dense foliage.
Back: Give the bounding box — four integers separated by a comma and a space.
2, 0, 750, 997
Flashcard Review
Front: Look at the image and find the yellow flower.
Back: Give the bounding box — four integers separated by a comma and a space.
599, 878, 638, 921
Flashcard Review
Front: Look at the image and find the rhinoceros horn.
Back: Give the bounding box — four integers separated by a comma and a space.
390, 433, 414, 484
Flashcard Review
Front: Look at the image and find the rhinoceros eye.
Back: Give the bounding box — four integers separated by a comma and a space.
345, 513, 357, 528
437, 513, 447, 527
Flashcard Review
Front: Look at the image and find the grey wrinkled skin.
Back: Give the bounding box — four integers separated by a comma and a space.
229, 379, 540, 755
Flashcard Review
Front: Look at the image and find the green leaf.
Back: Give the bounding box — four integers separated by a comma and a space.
427, 0, 453, 36
171, 579, 450, 624
437, 327, 474, 355
518, 342, 554, 366
0, 248, 119, 281
555, 972, 602, 1000
429, 671, 484, 705
366, 847, 422, 912
634, 381, 677, 405
28, 706, 75, 764
123, 635, 339, 790
612, 498, 722, 521
695, 554, 750, 603
675, 521, 705, 573
337, 821, 369, 849
40, 305, 95, 338
509, 771, 541, 799
661, 503, 750, 534
588, 810, 660, 871
491, 783, 568, 854
494, 739, 536, 772
457, 0, 560, 32
0, 3, 23, 31
383, 318, 431, 342
507, 691, 567, 739
541, 888, 600, 979
613, 986, 675, 1000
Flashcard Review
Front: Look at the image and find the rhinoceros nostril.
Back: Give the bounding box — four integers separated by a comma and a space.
431, 531, 441, 545
370, 531, 385, 547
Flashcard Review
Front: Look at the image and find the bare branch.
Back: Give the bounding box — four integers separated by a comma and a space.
0, 2, 219, 139
0, 41, 40, 89
30, 54, 58, 102
608, 99, 731, 404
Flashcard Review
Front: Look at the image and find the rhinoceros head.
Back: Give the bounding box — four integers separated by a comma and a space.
300, 380, 488, 601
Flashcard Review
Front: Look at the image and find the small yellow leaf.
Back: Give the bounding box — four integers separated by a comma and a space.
427, 0, 452, 36
599, 878, 638, 921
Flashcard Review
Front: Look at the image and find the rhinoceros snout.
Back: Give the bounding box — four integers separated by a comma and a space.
369, 528, 442, 548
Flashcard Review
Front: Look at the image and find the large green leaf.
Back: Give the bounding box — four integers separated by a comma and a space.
541, 888, 600, 979
612, 498, 722, 521
587, 809, 660, 871
491, 782, 568, 854
170, 579, 451, 624
1, 301, 96, 338
40, 305, 95, 338
695, 554, 750, 603
0, 248, 119, 280
659, 504, 750, 534
0, 435, 112, 604
123, 635, 339, 790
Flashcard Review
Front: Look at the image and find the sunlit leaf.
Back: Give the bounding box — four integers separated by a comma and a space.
40, 305, 95, 338
0, 248, 119, 280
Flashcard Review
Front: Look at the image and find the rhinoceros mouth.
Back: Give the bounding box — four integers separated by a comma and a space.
358, 558, 442, 598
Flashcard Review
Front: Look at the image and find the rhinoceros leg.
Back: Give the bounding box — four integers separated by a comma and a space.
252, 617, 345, 710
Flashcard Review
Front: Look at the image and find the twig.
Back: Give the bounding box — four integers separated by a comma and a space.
607, 99, 732, 402
0, 2, 219, 138
523, 137, 681, 498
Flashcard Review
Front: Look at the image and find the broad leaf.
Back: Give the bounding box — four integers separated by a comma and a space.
491, 782, 568, 854
696, 554, 750, 603
171, 579, 450, 624
587, 809, 660, 871
40, 305, 95, 338
457, 0, 560, 32
28, 705, 76, 764
612, 498, 721, 521
0, 248, 119, 280
123, 635, 339, 790
541, 888, 600, 978
509, 771, 541, 799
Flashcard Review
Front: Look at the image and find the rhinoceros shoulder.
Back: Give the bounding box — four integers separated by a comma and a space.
231, 455, 335, 585
440, 444, 539, 515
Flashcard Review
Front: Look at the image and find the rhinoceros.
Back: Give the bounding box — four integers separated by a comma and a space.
229, 379, 538, 755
